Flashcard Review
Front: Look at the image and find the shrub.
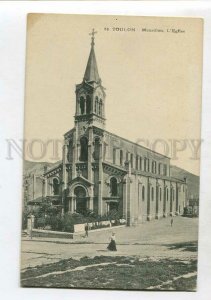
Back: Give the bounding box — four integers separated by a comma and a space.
61, 214, 74, 232
23, 203, 124, 232
107, 209, 122, 221
183, 207, 189, 215
48, 214, 63, 231
35, 217, 46, 229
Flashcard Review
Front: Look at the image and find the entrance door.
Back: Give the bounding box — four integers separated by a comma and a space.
74, 186, 87, 214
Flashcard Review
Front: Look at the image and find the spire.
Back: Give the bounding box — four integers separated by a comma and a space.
83, 29, 100, 83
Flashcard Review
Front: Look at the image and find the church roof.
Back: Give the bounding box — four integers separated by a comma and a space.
83, 31, 100, 83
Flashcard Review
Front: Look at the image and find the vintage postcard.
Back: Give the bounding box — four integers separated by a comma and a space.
21, 14, 203, 291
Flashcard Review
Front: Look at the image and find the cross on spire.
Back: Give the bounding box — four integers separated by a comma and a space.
83, 29, 100, 83
89, 28, 97, 47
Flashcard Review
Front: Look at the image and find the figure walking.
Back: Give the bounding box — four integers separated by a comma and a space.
85, 223, 89, 237
107, 232, 117, 251
171, 217, 173, 227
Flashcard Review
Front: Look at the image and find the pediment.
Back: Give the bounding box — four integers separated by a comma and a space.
69, 175, 94, 187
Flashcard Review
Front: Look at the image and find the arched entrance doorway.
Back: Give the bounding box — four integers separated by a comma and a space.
74, 186, 87, 214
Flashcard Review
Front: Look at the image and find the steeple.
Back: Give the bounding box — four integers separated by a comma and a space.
75, 29, 106, 130
83, 29, 101, 83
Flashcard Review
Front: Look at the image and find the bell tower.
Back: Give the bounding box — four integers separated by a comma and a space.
75, 29, 106, 132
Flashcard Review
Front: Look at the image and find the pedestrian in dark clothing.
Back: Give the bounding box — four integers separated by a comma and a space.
85, 223, 89, 237
171, 218, 173, 227
107, 232, 117, 251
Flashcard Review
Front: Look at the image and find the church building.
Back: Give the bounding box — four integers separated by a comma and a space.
43, 31, 187, 226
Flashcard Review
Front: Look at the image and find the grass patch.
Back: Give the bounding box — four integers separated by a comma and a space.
21, 256, 197, 291
161, 275, 197, 291
167, 241, 198, 252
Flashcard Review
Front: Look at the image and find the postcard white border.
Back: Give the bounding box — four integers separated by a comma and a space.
0, 1, 211, 300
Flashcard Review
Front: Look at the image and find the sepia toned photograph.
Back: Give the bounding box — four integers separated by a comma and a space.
21, 14, 203, 291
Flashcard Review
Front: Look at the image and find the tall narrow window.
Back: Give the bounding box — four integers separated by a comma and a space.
99, 99, 102, 116
154, 161, 157, 174
80, 136, 88, 161
120, 150, 123, 166
151, 187, 154, 201
98, 100, 101, 115
147, 159, 150, 172
126, 152, 129, 162
139, 157, 142, 170
160, 187, 162, 201
163, 164, 167, 176
94, 137, 100, 160
53, 178, 59, 195
86, 95, 91, 114
158, 163, 162, 175
144, 158, 147, 172
80, 96, 85, 115
142, 186, 145, 201
113, 148, 116, 164
151, 161, 154, 173
95, 96, 98, 114
101, 102, 104, 116
130, 153, 133, 168
110, 177, 118, 196
136, 155, 139, 170
67, 140, 73, 162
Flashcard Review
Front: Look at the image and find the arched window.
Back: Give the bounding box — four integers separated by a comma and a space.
101, 102, 104, 116
94, 137, 100, 160
99, 99, 102, 116
110, 177, 118, 196
136, 155, 139, 170
80, 96, 85, 115
67, 140, 73, 162
80, 136, 88, 161
130, 153, 133, 168
120, 150, 123, 165
158, 163, 162, 175
142, 186, 145, 201
53, 178, 59, 195
160, 187, 162, 201
113, 148, 116, 164
151, 187, 154, 201
144, 158, 147, 171
151, 161, 154, 173
154, 161, 157, 174
139, 157, 142, 170
95, 96, 98, 114
74, 186, 86, 197
86, 95, 91, 114
163, 164, 167, 176
166, 188, 169, 201
147, 158, 150, 172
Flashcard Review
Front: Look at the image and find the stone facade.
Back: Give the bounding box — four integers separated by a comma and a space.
43, 34, 187, 225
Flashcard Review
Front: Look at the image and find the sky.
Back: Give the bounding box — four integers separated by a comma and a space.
24, 14, 203, 175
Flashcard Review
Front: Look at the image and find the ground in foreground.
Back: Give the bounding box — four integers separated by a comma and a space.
21, 255, 197, 291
